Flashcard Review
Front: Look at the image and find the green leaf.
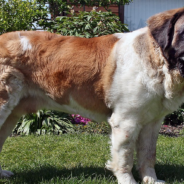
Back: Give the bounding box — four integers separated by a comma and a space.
93, 27, 98, 33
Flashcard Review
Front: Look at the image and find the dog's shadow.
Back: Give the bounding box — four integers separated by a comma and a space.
9, 165, 116, 184
155, 164, 184, 182
6, 164, 184, 184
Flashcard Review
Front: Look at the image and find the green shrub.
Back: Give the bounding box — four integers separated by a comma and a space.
0, 0, 48, 34
13, 110, 74, 135
48, 10, 129, 38
13, 111, 111, 135
164, 104, 184, 126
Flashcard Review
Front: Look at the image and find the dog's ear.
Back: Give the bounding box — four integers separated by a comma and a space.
147, 8, 184, 61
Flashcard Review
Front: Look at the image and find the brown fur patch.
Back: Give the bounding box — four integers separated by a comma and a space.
133, 32, 165, 74
0, 31, 119, 115
171, 14, 184, 56
133, 33, 151, 64
147, 8, 184, 32
147, 8, 184, 78
147, 8, 184, 64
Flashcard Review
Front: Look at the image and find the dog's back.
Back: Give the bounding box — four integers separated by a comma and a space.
0, 31, 119, 121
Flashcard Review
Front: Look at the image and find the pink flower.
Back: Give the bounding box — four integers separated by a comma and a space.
72, 114, 91, 125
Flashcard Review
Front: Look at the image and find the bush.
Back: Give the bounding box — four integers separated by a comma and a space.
13, 110, 74, 135
0, 0, 48, 34
164, 104, 184, 126
47, 10, 129, 38
13, 110, 111, 135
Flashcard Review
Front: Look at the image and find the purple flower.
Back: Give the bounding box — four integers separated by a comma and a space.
72, 114, 91, 125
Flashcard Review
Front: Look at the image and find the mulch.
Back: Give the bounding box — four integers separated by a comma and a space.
159, 123, 184, 137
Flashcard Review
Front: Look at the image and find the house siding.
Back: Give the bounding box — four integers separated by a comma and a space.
124, 0, 184, 31
73, 5, 119, 15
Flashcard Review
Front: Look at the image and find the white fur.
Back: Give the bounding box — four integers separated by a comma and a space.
20, 36, 32, 51
113, 33, 124, 39
180, 57, 184, 61
105, 28, 184, 184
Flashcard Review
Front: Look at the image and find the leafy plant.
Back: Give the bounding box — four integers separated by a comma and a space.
47, 10, 129, 38
13, 111, 111, 135
164, 105, 184, 126
13, 110, 74, 135
0, 0, 49, 34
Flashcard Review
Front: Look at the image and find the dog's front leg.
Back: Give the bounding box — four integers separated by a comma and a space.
106, 113, 142, 184
136, 121, 165, 184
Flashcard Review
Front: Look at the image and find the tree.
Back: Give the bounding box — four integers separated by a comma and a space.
0, 0, 48, 34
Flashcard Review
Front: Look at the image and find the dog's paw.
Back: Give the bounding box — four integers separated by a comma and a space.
143, 176, 165, 184
117, 173, 138, 184
0, 170, 14, 178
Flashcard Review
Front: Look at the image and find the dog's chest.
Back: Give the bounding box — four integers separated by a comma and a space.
106, 31, 184, 124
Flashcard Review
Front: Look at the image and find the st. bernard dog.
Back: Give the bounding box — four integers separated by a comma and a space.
0, 7, 184, 184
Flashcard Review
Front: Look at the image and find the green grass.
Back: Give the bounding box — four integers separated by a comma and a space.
0, 134, 184, 184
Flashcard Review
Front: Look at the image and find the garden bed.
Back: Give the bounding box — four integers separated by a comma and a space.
159, 123, 184, 137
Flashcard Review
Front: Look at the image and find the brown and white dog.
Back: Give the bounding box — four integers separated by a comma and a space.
0, 7, 184, 184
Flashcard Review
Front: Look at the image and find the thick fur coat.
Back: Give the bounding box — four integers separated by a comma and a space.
0, 8, 184, 184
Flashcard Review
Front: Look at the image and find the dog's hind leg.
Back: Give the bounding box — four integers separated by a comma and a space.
136, 121, 165, 184
106, 113, 142, 184
0, 66, 24, 177
0, 113, 21, 177
0, 66, 24, 128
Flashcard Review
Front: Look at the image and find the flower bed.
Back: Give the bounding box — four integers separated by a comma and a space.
71, 114, 91, 125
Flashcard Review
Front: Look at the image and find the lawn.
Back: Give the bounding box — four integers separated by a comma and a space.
0, 134, 184, 184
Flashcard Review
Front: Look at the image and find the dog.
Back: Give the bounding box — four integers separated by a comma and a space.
0, 7, 184, 184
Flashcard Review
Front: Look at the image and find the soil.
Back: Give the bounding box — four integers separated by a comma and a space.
159, 123, 184, 137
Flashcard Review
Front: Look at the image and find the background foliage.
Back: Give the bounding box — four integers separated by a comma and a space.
49, 10, 129, 38
13, 110, 74, 135
13, 110, 111, 136
164, 104, 184, 126
0, 0, 48, 34
38, 0, 132, 19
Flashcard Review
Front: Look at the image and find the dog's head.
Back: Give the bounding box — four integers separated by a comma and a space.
148, 8, 184, 77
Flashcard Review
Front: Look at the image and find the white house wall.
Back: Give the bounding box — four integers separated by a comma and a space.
124, 0, 184, 31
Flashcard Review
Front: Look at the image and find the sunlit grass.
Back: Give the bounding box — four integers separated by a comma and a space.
0, 134, 184, 184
